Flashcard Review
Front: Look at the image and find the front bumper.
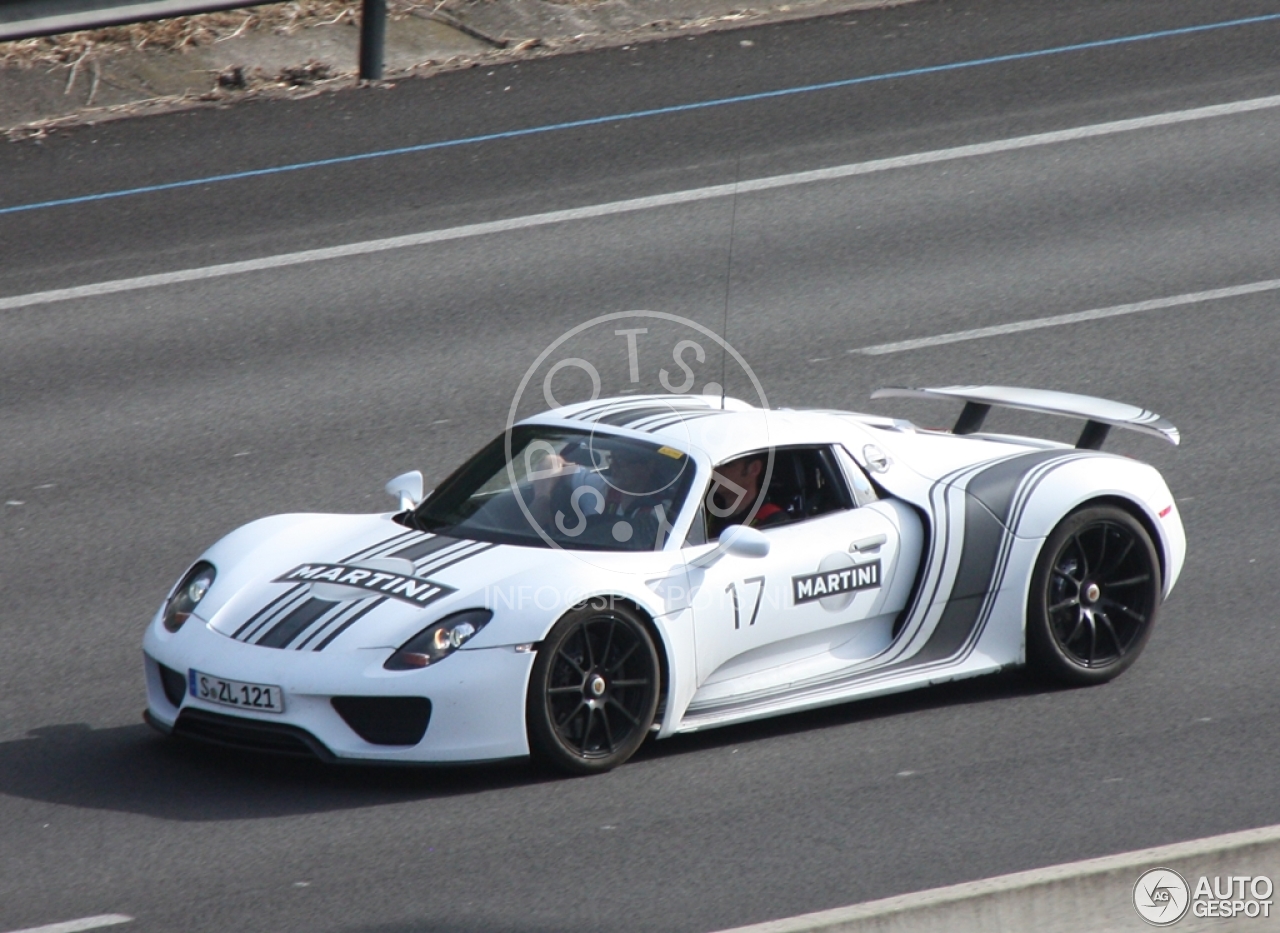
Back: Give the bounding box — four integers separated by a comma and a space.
143, 609, 536, 764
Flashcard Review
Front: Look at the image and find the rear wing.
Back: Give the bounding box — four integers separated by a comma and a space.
870, 385, 1179, 449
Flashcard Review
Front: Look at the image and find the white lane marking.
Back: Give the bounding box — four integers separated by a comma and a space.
3, 94, 1280, 315
850, 277, 1280, 355
2, 916, 132, 933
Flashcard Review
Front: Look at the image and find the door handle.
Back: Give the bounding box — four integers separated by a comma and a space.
849, 534, 887, 553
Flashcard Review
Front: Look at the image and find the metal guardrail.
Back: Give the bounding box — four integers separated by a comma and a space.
0, 0, 389, 79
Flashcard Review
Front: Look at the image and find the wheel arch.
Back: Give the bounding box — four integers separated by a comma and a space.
587, 595, 673, 730
531, 594, 674, 734
1005, 452, 1182, 598
1016, 493, 1168, 642
1021, 496, 1164, 684
1083, 494, 1167, 586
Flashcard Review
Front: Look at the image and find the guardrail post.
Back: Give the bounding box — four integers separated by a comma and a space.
359, 0, 386, 81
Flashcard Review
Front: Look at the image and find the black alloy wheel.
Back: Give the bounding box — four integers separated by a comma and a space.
1026, 505, 1162, 686
527, 600, 660, 774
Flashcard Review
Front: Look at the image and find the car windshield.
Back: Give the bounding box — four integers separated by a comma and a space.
413, 426, 696, 551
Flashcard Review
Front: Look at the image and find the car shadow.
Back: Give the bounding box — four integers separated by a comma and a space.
0, 720, 551, 821
0, 672, 1059, 819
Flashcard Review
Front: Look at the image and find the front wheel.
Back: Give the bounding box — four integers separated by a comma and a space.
526, 600, 660, 774
1026, 505, 1162, 686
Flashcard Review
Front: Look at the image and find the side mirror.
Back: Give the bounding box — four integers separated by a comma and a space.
689, 523, 770, 568
722, 524, 770, 558
385, 471, 424, 511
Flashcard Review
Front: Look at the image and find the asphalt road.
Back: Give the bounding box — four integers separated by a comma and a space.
3, 1, 1280, 931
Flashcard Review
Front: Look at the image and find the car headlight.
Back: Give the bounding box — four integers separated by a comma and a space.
163, 561, 216, 633
384, 609, 492, 670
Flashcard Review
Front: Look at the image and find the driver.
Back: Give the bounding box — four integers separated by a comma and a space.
706, 454, 783, 539
603, 451, 668, 518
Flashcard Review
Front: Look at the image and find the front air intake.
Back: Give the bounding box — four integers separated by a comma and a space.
157, 663, 187, 709
331, 696, 432, 746
174, 708, 334, 760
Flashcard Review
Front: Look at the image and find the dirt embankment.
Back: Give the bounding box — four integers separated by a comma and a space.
0, 0, 921, 137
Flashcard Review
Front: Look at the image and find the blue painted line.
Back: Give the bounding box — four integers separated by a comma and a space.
3, 11, 1279, 217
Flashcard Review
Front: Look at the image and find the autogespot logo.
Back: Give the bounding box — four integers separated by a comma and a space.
1133, 868, 1190, 926
1133, 868, 1276, 925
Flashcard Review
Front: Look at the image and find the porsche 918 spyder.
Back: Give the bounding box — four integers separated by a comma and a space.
143, 385, 1184, 773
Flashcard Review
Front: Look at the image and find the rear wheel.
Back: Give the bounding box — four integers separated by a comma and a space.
527, 600, 660, 774
1026, 505, 1162, 685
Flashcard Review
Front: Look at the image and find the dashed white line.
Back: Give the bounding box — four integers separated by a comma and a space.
2, 916, 132, 933
848, 277, 1280, 355
2, 95, 1279, 314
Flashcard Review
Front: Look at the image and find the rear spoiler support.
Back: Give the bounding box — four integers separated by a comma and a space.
952, 402, 990, 436
871, 386, 1179, 449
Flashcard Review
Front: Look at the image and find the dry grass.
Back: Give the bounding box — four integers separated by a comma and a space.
0, 1, 440, 68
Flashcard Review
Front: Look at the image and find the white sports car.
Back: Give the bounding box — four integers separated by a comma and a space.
143, 386, 1184, 773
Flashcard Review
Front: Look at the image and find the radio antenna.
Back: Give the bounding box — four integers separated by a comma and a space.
719, 157, 741, 410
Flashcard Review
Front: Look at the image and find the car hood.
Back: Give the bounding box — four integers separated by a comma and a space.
194, 512, 675, 652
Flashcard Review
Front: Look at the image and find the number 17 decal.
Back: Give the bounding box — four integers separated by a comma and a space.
726, 576, 765, 629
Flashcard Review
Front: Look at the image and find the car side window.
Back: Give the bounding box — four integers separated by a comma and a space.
834, 445, 879, 507
777, 447, 854, 522
690, 446, 855, 544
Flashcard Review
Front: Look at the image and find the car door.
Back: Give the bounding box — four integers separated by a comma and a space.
684, 446, 907, 694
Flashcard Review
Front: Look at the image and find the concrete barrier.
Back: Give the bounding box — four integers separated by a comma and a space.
714, 825, 1280, 933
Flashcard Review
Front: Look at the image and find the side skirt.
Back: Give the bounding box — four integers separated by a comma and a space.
674, 655, 1004, 733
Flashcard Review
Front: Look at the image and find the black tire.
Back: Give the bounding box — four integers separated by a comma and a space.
1026, 505, 1162, 686
526, 599, 660, 774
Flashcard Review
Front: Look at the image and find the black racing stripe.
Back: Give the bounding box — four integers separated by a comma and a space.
391, 534, 459, 562
293, 597, 376, 651
566, 397, 702, 421
232, 585, 307, 640
953, 453, 1098, 652
305, 543, 493, 653
568, 400, 652, 421
898, 450, 1086, 665
233, 530, 420, 642
878, 459, 989, 654
882, 478, 954, 648
642, 410, 728, 433
343, 529, 421, 563
309, 576, 456, 653
310, 598, 389, 652
625, 412, 683, 431
255, 598, 337, 649
964, 449, 1084, 527
306, 550, 481, 653
904, 495, 1006, 665
239, 588, 317, 643
409, 541, 485, 576
592, 405, 682, 426
564, 400, 627, 421
418, 541, 498, 575
703, 454, 1103, 710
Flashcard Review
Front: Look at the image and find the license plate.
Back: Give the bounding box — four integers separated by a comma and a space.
189, 669, 284, 713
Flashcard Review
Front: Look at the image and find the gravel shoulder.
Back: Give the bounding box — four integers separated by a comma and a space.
0, 0, 924, 138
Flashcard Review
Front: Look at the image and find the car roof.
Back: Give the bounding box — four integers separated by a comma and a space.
521, 394, 883, 463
